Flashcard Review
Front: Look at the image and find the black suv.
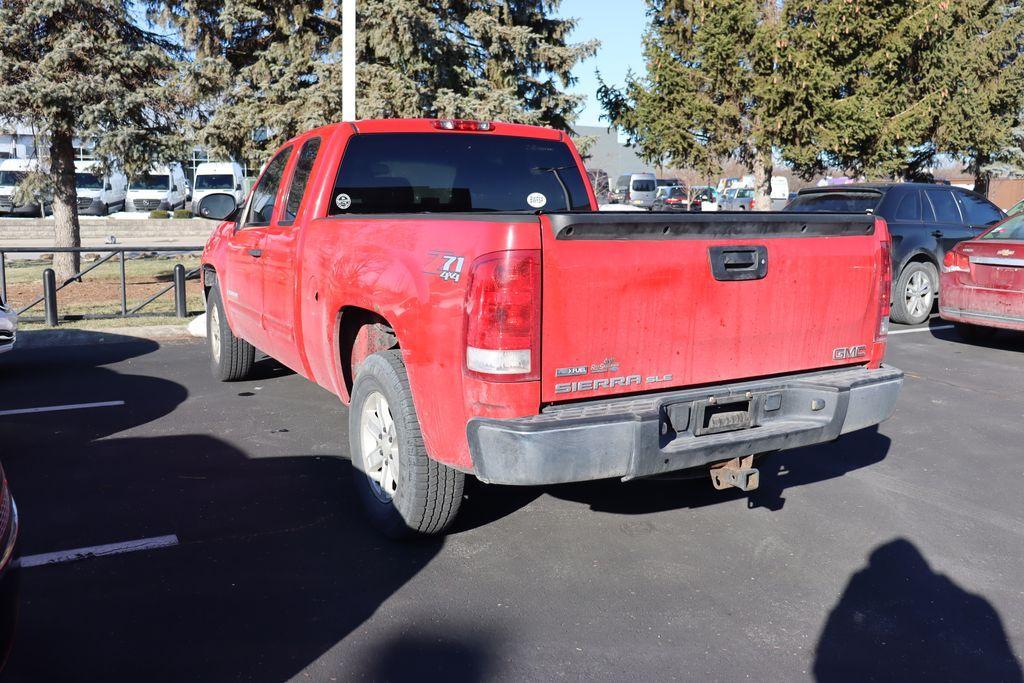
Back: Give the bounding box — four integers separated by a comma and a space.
785, 183, 1005, 325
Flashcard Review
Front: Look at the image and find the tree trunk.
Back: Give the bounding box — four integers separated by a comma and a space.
751, 151, 773, 211
973, 155, 991, 197
50, 128, 81, 282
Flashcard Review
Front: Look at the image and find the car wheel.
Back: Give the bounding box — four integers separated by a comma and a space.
954, 322, 997, 343
349, 349, 464, 538
206, 281, 256, 381
891, 262, 938, 325
101, 203, 109, 216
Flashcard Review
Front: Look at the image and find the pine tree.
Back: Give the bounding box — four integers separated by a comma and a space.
148, 0, 597, 164
770, 0, 1024, 190
598, 0, 780, 208
0, 0, 188, 280
933, 1, 1024, 194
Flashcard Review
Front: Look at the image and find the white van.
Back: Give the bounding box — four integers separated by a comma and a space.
75, 161, 127, 215
127, 163, 187, 213
191, 162, 245, 214
614, 172, 658, 209
0, 158, 49, 216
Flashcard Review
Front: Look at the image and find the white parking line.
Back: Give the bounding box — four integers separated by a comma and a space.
0, 400, 125, 417
889, 325, 955, 336
17, 534, 179, 569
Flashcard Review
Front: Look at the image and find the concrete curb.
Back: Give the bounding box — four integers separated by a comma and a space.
17, 322, 199, 348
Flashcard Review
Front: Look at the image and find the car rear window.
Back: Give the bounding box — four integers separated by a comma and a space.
330, 133, 591, 214
981, 214, 1024, 240
785, 191, 881, 213
631, 179, 655, 192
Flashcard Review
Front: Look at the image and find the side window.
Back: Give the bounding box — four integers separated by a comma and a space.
955, 189, 1003, 226
244, 147, 292, 227
925, 190, 962, 223
893, 191, 920, 221
282, 137, 321, 224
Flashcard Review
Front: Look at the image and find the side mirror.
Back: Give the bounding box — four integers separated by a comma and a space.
197, 193, 239, 222
104, 183, 112, 191
235, 183, 242, 191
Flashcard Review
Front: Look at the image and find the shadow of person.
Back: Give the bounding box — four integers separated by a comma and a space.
351, 624, 499, 681
541, 427, 890, 516
814, 538, 1023, 682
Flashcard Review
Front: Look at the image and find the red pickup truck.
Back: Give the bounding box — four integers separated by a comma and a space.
197, 118, 903, 537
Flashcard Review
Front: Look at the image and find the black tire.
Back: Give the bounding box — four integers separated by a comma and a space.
349, 350, 464, 538
101, 203, 109, 216
955, 322, 997, 343
206, 281, 256, 381
891, 261, 938, 325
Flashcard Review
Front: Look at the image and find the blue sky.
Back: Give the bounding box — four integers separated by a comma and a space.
559, 0, 649, 127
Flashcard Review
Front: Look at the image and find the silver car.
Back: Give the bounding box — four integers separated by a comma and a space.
0, 299, 16, 354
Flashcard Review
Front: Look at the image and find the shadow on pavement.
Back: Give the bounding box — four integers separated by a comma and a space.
351, 624, 500, 681
0, 332, 451, 682
542, 427, 890, 516
814, 538, 1023, 682
933, 322, 1024, 351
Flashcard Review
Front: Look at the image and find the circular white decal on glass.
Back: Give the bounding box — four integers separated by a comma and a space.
335, 193, 352, 210
527, 192, 547, 209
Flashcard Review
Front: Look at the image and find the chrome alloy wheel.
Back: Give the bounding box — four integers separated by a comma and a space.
905, 271, 934, 320
360, 391, 399, 503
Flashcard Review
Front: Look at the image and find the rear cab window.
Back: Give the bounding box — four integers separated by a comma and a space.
329, 133, 591, 214
785, 191, 881, 213
631, 179, 655, 192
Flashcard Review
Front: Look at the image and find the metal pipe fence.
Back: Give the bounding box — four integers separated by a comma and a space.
0, 246, 204, 326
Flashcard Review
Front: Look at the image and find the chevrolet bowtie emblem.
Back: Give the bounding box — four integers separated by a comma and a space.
997, 249, 1016, 257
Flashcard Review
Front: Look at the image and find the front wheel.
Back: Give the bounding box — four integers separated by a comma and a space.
891, 262, 938, 325
207, 281, 256, 381
349, 350, 464, 538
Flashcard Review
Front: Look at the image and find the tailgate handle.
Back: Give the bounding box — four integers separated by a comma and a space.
709, 246, 768, 281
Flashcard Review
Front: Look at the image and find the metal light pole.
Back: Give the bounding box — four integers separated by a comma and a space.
343, 0, 356, 121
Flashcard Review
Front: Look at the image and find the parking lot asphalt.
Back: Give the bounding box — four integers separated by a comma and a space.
0, 320, 1022, 681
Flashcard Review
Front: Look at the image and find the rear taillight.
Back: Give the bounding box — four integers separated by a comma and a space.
464, 250, 541, 381
943, 248, 971, 273
435, 119, 494, 132
876, 218, 893, 341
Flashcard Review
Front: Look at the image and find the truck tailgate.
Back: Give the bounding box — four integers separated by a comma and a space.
539, 213, 884, 403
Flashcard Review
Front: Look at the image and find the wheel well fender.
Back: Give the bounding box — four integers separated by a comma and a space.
336, 306, 399, 402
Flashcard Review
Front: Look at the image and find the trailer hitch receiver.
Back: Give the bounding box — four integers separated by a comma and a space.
709, 455, 760, 491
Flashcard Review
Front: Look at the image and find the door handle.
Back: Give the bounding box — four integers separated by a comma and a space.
931, 230, 944, 239
248, 248, 262, 258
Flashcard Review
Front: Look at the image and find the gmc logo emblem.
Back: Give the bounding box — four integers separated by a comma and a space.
833, 345, 868, 361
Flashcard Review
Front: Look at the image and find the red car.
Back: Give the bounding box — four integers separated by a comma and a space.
197, 118, 901, 537
940, 212, 1024, 338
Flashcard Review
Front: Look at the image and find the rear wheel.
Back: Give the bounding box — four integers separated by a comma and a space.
891, 262, 938, 325
955, 322, 997, 343
207, 281, 256, 381
349, 350, 464, 538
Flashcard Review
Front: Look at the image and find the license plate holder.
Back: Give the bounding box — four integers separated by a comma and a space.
693, 396, 754, 436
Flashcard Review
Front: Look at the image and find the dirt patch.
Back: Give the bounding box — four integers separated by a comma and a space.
7, 273, 204, 318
